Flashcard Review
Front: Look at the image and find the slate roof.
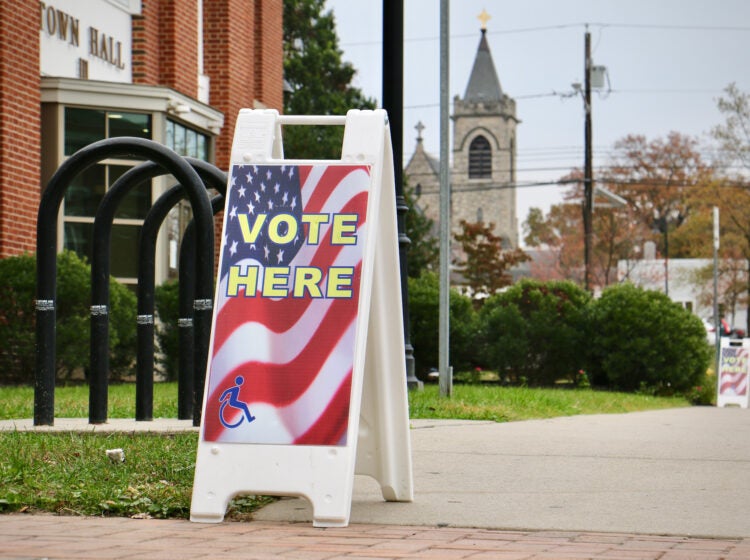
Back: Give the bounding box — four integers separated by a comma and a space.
463, 30, 503, 103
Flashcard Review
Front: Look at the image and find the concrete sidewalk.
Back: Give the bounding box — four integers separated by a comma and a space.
256, 407, 750, 538
2, 407, 750, 559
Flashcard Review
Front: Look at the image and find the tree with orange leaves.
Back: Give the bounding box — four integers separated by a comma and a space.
524, 132, 715, 291
453, 219, 529, 298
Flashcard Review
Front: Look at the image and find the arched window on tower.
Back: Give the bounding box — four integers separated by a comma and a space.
469, 135, 491, 179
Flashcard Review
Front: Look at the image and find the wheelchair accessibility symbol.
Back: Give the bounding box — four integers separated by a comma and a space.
219, 376, 256, 429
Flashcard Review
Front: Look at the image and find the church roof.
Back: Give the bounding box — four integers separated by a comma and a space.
463, 30, 503, 103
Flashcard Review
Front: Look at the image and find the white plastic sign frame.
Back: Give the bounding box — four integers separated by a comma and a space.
717, 337, 750, 408
190, 109, 413, 527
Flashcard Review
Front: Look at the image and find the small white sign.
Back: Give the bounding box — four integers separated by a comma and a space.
717, 338, 750, 408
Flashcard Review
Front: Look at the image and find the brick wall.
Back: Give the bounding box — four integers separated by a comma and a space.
202, 0, 283, 260
133, 0, 199, 97
255, 0, 284, 112
132, 0, 160, 84
0, 0, 40, 257
158, 0, 198, 97
204, 0, 256, 171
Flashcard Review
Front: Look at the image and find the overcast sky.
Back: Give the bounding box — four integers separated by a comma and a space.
324, 0, 750, 234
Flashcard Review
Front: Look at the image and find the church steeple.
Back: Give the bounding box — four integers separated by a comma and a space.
463, 11, 503, 104
450, 9, 519, 250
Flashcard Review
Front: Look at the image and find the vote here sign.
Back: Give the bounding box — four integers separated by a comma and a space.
202, 163, 371, 445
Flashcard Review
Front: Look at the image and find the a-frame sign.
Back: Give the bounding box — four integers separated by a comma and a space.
190, 109, 413, 527
717, 337, 750, 408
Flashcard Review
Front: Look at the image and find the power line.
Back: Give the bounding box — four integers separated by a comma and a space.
340, 22, 750, 48
412, 176, 750, 197
403, 87, 726, 111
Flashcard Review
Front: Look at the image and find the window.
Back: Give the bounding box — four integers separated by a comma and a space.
166, 119, 210, 160
62, 107, 153, 285
469, 135, 491, 179
164, 120, 211, 277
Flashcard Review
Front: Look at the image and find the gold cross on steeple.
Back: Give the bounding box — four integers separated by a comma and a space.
477, 9, 491, 31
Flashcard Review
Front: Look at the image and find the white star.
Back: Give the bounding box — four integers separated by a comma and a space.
274, 182, 280, 194
229, 205, 237, 219
231, 174, 237, 187
229, 240, 238, 256
288, 167, 295, 178
263, 245, 270, 259
246, 171, 253, 183
266, 169, 272, 180
282, 191, 288, 205
247, 202, 255, 214
277, 249, 284, 263
281, 165, 286, 173
267, 199, 274, 210
253, 191, 261, 202
260, 182, 266, 192
238, 185, 246, 198
222, 233, 228, 248
290, 196, 297, 210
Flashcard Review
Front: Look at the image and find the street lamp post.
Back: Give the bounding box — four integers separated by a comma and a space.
383, 0, 422, 390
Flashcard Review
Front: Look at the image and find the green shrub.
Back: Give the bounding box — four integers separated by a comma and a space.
586, 283, 711, 393
154, 280, 180, 381
0, 251, 137, 385
0, 253, 36, 384
408, 272, 478, 380
685, 372, 716, 406
478, 279, 591, 386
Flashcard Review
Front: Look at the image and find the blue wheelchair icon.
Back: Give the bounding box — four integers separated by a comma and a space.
219, 376, 256, 429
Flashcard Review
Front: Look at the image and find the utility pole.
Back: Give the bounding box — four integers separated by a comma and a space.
583, 29, 594, 292
438, 0, 452, 397
713, 206, 720, 372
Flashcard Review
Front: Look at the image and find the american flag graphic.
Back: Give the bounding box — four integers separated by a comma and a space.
719, 346, 749, 396
202, 164, 371, 445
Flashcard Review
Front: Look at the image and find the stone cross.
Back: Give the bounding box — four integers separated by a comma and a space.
415, 120, 425, 141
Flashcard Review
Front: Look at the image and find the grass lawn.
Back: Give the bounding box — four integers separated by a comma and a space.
0, 382, 690, 519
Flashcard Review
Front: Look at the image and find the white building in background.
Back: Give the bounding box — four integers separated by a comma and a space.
617, 257, 747, 331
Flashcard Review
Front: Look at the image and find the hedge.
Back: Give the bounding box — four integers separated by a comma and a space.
0, 251, 137, 384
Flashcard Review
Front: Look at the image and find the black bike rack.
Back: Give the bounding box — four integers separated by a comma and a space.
35, 137, 218, 426
134, 160, 226, 424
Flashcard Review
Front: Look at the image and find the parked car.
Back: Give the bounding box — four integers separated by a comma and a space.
703, 318, 741, 346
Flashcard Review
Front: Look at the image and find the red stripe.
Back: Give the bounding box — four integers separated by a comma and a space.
293, 372, 353, 445
297, 165, 313, 186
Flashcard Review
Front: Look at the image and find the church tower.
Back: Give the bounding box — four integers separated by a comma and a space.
404, 11, 520, 258
451, 11, 519, 248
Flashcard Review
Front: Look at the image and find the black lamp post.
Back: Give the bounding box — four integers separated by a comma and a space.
383, 0, 422, 390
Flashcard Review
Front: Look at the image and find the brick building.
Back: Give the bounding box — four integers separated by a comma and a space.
0, 0, 282, 285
